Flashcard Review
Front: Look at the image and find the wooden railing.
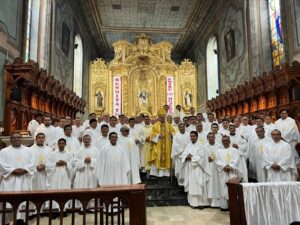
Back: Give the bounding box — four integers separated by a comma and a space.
226, 178, 247, 225
0, 184, 146, 225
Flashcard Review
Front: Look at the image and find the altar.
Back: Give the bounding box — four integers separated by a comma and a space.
89, 34, 197, 116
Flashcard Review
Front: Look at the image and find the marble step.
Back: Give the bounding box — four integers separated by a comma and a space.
141, 175, 188, 206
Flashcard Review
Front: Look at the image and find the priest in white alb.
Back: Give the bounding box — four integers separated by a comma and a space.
118, 126, 141, 184
228, 124, 248, 182
215, 135, 240, 210
34, 116, 58, 149
249, 126, 271, 182
275, 109, 299, 161
94, 124, 110, 154
94, 132, 130, 186
83, 118, 100, 146
171, 123, 190, 186
49, 138, 73, 215
204, 132, 222, 207
262, 129, 298, 182
73, 135, 98, 189
30, 133, 53, 191
0, 132, 35, 224
181, 131, 210, 209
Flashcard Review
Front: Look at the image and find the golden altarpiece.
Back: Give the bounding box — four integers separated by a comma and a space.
89, 34, 197, 116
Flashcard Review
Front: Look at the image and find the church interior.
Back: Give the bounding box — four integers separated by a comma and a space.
0, 0, 300, 225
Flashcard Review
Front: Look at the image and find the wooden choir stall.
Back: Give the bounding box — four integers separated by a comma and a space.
207, 61, 300, 123
2, 57, 85, 136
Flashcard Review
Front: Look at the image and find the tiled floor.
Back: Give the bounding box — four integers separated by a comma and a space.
27, 206, 230, 225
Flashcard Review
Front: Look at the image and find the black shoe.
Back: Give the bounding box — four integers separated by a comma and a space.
198, 206, 205, 210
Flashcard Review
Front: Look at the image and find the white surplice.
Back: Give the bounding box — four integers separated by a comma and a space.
215, 146, 240, 209
275, 117, 299, 160
249, 136, 271, 182
181, 142, 210, 207
204, 142, 222, 206
118, 135, 141, 184
229, 134, 248, 182
72, 125, 84, 139
197, 131, 208, 145
73, 145, 98, 189
264, 123, 276, 139
262, 140, 298, 182
27, 119, 40, 136
0, 145, 35, 223
30, 144, 53, 190
171, 132, 190, 186
94, 143, 130, 185
83, 127, 100, 146
34, 124, 58, 149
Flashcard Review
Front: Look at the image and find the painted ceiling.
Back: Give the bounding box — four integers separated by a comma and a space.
79, 0, 215, 59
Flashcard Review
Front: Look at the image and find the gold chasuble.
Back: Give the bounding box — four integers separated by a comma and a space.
149, 110, 176, 170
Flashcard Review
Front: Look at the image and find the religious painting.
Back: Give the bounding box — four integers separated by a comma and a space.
224, 29, 236, 61
62, 22, 70, 56
184, 91, 192, 107
139, 90, 147, 105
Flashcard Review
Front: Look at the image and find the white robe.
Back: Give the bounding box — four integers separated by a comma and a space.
229, 134, 248, 182
204, 142, 222, 205
186, 124, 196, 133
72, 125, 84, 139
30, 144, 53, 190
236, 124, 252, 142
27, 119, 40, 136
73, 146, 98, 189
0, 145, 35, 223
219, 127, 230, 136
171, 132, 190, 185
181, 142, 210, 207
94, 136, 109, 156
83, 127, 99, 146
262, 140, 298, 182
275, 117, 299, 160
248, 136, 271, 182
94, 143, 130, 185
34, 124, 58, 149
59, 134, 81, 155
215, 146, 240, 202
118, 136, 141, 184
197, 131, 208, 145
264, 123, 276, 139
49, 150, 73, 190
108, 125, 120, 135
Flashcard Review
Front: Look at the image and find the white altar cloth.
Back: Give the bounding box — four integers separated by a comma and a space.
242, 182, 300, 225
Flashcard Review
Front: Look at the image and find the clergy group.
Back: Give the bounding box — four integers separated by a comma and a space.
0, 105, 299, 224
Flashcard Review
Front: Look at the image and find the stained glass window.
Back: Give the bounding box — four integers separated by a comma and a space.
268, 0, 284, 66
206, 36, 219, 100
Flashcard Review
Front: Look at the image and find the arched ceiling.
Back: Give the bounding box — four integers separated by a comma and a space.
79, 0, 215, 59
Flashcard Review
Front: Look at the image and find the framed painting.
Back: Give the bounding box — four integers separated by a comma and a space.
62, 22, 70, 56
224, 29, 236, 61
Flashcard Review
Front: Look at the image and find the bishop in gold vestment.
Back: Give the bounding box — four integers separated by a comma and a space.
149, 109, 176, 177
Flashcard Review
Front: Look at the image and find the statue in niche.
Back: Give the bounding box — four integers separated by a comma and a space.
184, 91, 192, 107
95, 91, 104, 108
139, 90, 147, 104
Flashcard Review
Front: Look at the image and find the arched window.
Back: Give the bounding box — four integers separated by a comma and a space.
73, 34, 83, 98
24, 0, 51, 70
268, 0, 284, 66
206, 36, 219, 100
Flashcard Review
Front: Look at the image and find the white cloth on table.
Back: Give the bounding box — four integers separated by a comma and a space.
242, 182, 300, 225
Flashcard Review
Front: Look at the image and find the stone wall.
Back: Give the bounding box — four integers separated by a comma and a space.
51, 0, 99, 116
0, 0, 23, 124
